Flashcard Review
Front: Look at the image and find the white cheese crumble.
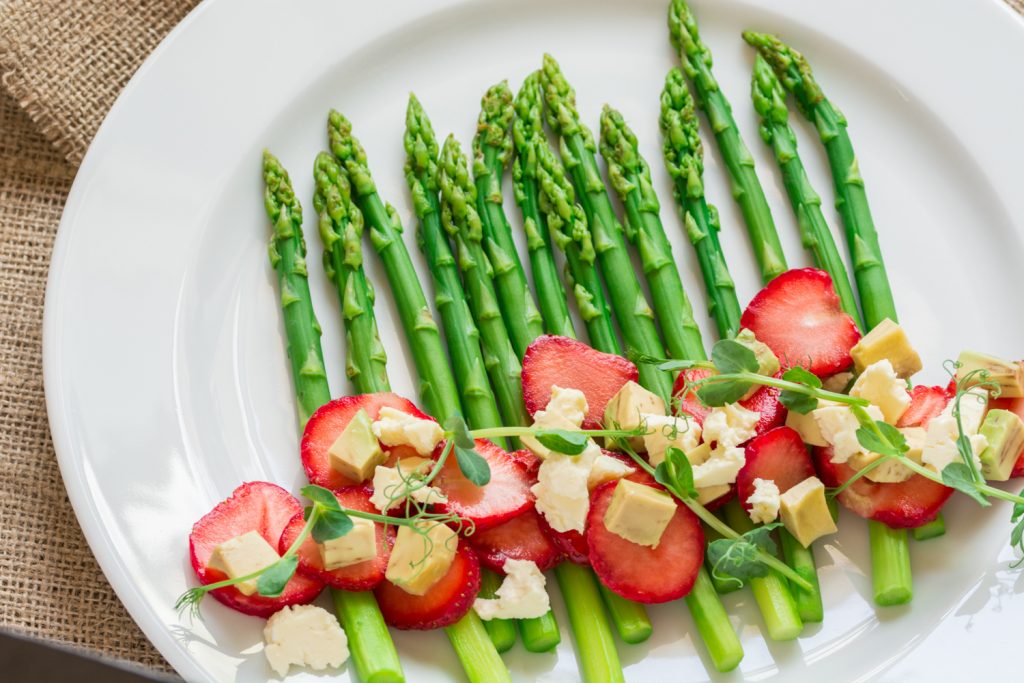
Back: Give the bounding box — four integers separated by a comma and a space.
372, 407, 444, 456
814, 404, 884, 464
587, 453, 635, 490
692, 445, 746, 488
369, 459, 447, 513
849, 359, 911, 424
531, 442, 600, 533
263, 604, 349, 678
521, 386, 588, 460
746, 478, 780, 524
642, 413, 702, 466
473, 559, 550, 620
702, 403, 760, 449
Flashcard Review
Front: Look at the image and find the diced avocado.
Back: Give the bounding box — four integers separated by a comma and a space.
318, 517, 377, 570
328, 408, 385, 482
735, 329, 780, 399
779, 477, 837, 548
385, 521, 457, 596
208, 530, 281, 596
603, 381, 666, 452
956, 351, 1024, 398
785, 404, 830, 447
850, 318, 922, 379
684, 442, 712, 467
978, 409, 1024, 481
603, 479, 676, 549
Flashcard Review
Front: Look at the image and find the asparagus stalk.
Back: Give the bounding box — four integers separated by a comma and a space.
268, 151, 403, 683
743, 33, 914, 605
511, 72, 575, 338
667, 0, 787, 284
473, 81, 545, 357
659, 68, 743, 340
539, 55, 672, 402
327, 114, 512, 683
598, 106, 707, 362
658, 77, 808, 638
750, 54, 864, 330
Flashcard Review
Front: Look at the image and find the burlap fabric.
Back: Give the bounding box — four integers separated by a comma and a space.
0, 0, 1021, 678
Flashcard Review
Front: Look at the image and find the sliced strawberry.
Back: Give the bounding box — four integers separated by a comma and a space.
672, 368, 786, 438
468, 508, 561, 572
508, 448, 541, 478
279, 486, 390, 591
897, 386, 950, 428
189, 482, 324, 617
302, 393, 437, 490
740, 268, 860, 377
522, 335, 639, 429
737, 427, 814, 512
374, 543, 481, 630
586, 481, 704, 603
990, 397, 1024, 477
814, 447, 953, 528
539, 515, 589, 565
431, 439, 533, 532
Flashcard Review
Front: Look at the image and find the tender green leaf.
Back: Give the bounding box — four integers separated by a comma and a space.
744, 523, 781, 554
706, 538, 768, 587
1012, 487, 1024, 523
444, 415, 476, 449
780, 390, 817, 415
654, 447, 698, 500
312, 508, 354, 543
697, 380, 752, 406
301, 484, 342, 511
782, 366, 822, 388
941, 462, 990, 507
856, 421, 907, 458
455, 445, 491, 486
712, 339, 760, 374
535, 429, 589, 455
256, 555, 299, 597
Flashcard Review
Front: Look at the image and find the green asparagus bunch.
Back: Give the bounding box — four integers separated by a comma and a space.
668, 0, 787, 283
266, 151, 404, 683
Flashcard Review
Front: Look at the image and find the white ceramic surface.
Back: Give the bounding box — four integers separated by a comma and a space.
43, 0, 1024, 680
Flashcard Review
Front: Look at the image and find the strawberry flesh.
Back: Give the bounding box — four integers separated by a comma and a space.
302, 393, 436, 490
468, 508, 562, 572
188, 481, 323, 617
740, 268, 861, 377
431, 439, 533, 532
586, 481, 704, 603
539, 515, 589, 565
897, 385, 950, 429
737, 427, 814, 512
374, 543, 481, 630
522, 335, 639, 429
279, 486, 390, 591
672, 368, 786, 438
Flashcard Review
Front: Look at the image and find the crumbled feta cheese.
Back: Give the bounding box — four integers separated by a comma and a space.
702, 403, 760, 449
587, 453, 634, 490
531, 442, 600, 533
921, 414, 987, 474
642, 413, 702, 466
372, 407, 444, 456
849, 360, 911, 424
813, 404, 884, 463
369, 458, 447, 512
208, 531, 280, 596
521, 386, 588, 459
692, 446, 745, 488
941, 387, 988, 435
263, 605, 348, 677
473, 559, 550, 620
746, 478, 780, 524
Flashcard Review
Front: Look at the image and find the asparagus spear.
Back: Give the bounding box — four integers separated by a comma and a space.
473, 81, 545, 358
659, 68, 743, 340
511, 73, 575, 338
749, 54, 864, 330
437, 135, 531, 439
667, 0, 788, 284
403, 95, 517, 652
539, 55, 672, 402
743, 33, 914, 605
326, 113, 512, 683
598, 106, 707, 362
267, 151, 404, 683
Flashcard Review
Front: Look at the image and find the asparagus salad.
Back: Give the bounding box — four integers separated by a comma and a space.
177, 1, 1024, 679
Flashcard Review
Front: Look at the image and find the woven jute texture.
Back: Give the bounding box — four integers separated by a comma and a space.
0, 0, 1021, 679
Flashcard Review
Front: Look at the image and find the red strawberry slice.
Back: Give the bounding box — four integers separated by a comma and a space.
737, 427, 815, 512
279, 486, 390, 591
431, 439, 533, 532
522, 335, 639, 429
672, 368, 786, 438
508, 448, 541, 478
586, 481, 704, 603
468, 508, 561, 572
539, 515, 589, 565
374, 543, 481, 630
989, 396, 1024, 477
814, 447, 952, 528
740, 268, 861, 377
302, 393, 438, 490
189, 482, 324, 617
897, 386, 950, 429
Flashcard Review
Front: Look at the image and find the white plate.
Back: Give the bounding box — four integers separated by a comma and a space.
43, 0, 1024, 680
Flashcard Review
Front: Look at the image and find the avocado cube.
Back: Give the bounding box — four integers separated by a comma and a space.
328, 408, 385, 483
602, 479, 676, 549
604, 381, 666, 452
956, 351, 1024, 399
978, 409, 1024, 481
850, 318, 923, 379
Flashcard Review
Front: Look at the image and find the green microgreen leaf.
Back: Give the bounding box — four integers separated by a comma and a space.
779, 367, 822, 414
301, 484, 343, 511
311, 508, 354, 543
712, 339, 760, 375
856, 421, 907, 458
706, 523, 782, 588
941, 462, 990, 507
445, 415, 476, 450
454, 444, 490, 486
654, 447, 697, 500
696, 380, 752, 407
256, 555, 299, 597
535, 429, 589, 455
